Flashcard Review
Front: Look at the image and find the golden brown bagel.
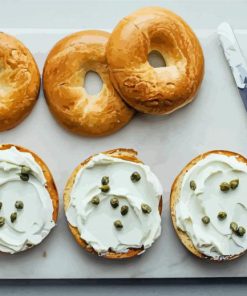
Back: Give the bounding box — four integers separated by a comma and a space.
43, 30, 134, 137
64, 148, 162, 259
107, 7, 204, 115
0, 33, 40, 131
170, 150, 247, 261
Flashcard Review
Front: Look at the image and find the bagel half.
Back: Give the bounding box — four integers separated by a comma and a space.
0, 33, 40, 131
64, 148, 162, 259
170, 150, 247, 261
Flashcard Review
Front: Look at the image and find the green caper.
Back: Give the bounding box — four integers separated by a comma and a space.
0, 202, 2, 210
190, 180, 196, 191
20, 173, 29, 182
230, 222, 238, 232
141, 203, 152, 214
220, 182, 230, 192
114, 220, 123, 229
10, 212, 17, 223
110, 197, 119, 208
230, 179, 239, 190
237, 226, 246, 237
15, 200, 24, 210
0, 217, 5, 227
202, 216, 210, 224
91, 196, 100, 205
100, 185, 110, 193
131, 172, 141, 182
21, 166, 32, 175
121, 205, 129, 216
101, 176, 109, 185
217, 211, 227, 220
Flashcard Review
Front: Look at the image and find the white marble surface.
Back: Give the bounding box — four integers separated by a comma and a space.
1, 0, 247, 280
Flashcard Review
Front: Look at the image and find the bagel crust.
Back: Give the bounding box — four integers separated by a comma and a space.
0, 32, 40, 131
64, 148, 162, 259
43, 30, 134, 137
107, 7, 204, 115
170, 150, 247, 261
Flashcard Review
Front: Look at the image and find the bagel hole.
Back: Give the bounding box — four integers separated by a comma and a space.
148, 50, 166, 68
84, 71, 103, 95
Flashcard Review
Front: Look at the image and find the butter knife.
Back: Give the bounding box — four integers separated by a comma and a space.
217, 22, 247, 111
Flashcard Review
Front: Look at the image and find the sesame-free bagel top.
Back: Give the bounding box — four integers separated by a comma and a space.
0, 32, 40, 131
43, 30, 134, 137
107, 7, 204, 115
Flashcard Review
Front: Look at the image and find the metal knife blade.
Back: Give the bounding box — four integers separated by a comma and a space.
218, 22, 247, 111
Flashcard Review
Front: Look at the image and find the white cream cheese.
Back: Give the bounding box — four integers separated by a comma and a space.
66, 154, 163, 255
175, 153, 247, 259
0, 147, 55, 254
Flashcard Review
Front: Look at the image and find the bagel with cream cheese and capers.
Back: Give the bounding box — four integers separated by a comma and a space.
64, 148, 163, 259
171, 150, 247, 261
107, 7, 204, 115
0, 144, 58, 254
43, 30, 134, 137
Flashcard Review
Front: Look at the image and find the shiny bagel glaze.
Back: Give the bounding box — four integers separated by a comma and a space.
107, 7, 204, 115
0, 32, 40, 131
43, 30, 134, 137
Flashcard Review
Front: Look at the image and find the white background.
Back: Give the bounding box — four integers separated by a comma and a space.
1, 0, 247, 293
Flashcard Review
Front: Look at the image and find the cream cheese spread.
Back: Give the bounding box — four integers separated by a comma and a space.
175, 153, 247, 259
0, 147, 55, 254
66, 153, 163, 255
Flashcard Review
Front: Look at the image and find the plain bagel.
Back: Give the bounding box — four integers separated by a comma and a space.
43, 30, 134, 137
0, 32, 40, 131
106, 7, 204, 115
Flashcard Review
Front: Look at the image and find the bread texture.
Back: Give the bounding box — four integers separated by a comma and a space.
0, 144, 58, 223
43, 30, 134, 137
0, 33, 40, 131
170, 150, 247, 261
64, 148, 162, 259
107, 6, 204, 115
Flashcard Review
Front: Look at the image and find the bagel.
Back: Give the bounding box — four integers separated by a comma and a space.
171, 150, 247, 261
0, 144, 58, 254
0, 32, 40, 131
43, 30, 134, 137
64, 148, 163, 259
107, 7, 204, 115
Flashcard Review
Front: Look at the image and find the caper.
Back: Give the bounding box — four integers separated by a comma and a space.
190, 180, 196, 191
114, 220, 123, 229
110, 197, 119, 208
121, 205, 129, 216
141, 203, 152, 214
230, 179, 239, 190
15, 200, 24, 210
0, 217, 5, 227
131, 172, 141, 182
237, 226, 246, 237
101, 176, 109, 185
0, 202, 2, 210
21, 166, 32, 175
100, 185, 110, 193
202, 216, 210, 224
20, 173, 29, 182
220, 182, 230, 192
91, 196, 100, 205
217, 211, 227, 220
10, 212, 17, 223
230, 222, 238, 232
